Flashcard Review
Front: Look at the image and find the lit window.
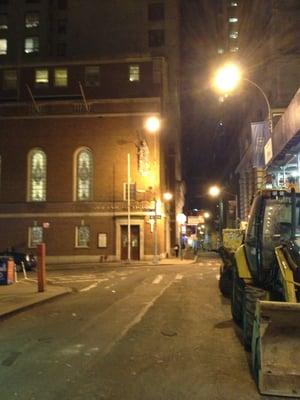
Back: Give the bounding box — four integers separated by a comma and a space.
76, 148, 93, 201
84, 66, 100, 87
148, 3, 164, 21
0, 14, 8, 30
25, 12, 40, 28
24, 36, 39, 53
28, 149, 46, 202
230, 46, 239, 52
231, 1, 238, 6
0, 38, 7, 55
28, 226, 43, 248
54, 68, 68, 87
129, 65, 140, 82
3, 69, 17, 90
229, 17, 238, 23
148, 29, 164, 47
35, 69, 48, 85
75, 225, 90, 248
229, 31, 238, 39
217, 48, 224, 54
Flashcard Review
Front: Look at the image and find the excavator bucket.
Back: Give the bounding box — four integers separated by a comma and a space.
252, 300, 300, 397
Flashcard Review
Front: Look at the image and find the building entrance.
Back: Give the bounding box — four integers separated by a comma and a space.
121, 225, 140, 260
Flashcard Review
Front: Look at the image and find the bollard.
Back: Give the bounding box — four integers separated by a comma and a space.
37, 243, 46, 292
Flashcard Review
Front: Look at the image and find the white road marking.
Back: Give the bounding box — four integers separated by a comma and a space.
175, 274, 183, 280
216, 274, 220, 280
80, 282, 99, 292
152, 274, 164, 284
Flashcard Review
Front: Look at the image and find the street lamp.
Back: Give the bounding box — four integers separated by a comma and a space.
213, 63, 273, 133
145, 115, 161, 264
208, 185, 224, 246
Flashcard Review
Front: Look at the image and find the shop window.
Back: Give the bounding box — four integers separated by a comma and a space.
148, 29, 164, 47
0, 38, 7, 55
54, 67, 67, 86
28, 226, 43, 248
75, 225, 90, 248
148, 3, 164, 21
24, 36, 39, 54
25, 12, 40, 28
35, 68, 48, 86
28, 149, 46, 202
0, 14, 8, 30
229, 17, 238, 23
3, 69, 17, 90
129, 65, 140, 82
84, 66, 100, 87
75, 148, 93, 201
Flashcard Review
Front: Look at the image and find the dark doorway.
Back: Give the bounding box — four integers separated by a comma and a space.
121, 225, 140, 260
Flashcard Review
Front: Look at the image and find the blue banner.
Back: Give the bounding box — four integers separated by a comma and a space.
251, 121, 270, 167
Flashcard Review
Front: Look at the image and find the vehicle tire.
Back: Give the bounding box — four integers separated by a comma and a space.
231, 263, 245, 325
219, 266, 233, 298
243, 286, 267, 351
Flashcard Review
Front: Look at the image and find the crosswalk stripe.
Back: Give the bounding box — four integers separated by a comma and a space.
152, 274, 163, 284
175, 274, 183, 280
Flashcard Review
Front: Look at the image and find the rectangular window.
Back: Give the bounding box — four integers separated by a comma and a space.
24, 36, 39, 53
25, 12, 40, 28
0, 38, 7, 55
148, 29, 165, 47
57, 18, 67, 34
123, 183, 136, 201
75, 225, 90, 248
54, 68, 67, 87
35, 69, 48, 86
84, 66, 100, 87
129, 65, 139, 82
28, 226, 43, 248
229, 17, 238, 23
0, 14, 8, 30
3, 69, 17, 90
148, 3, 164, 21
229, 31, 238, 39
57, 42, 66, 56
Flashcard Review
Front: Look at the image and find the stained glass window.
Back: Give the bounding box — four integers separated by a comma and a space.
29, 149, 46, 201
76, 148, 93, 201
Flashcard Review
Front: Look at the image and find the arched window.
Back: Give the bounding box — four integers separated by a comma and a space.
28, 149, 47, 201
75, 148, 93, 201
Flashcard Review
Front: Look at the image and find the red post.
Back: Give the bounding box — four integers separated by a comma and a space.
37, 243, 46, 292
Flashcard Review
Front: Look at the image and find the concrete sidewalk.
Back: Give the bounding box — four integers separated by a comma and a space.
0, 278, 71, 319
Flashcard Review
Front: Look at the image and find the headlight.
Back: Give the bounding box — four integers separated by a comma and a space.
25, 255, 30, 261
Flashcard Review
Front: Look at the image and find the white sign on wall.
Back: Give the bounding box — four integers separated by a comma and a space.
264, 138, 273, 166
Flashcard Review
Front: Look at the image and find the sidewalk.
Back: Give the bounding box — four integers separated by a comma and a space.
0, 278, 71, 319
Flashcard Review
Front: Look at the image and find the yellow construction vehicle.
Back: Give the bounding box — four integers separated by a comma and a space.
232, 189, 300, 397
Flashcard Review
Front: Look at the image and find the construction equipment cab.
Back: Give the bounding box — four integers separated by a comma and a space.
232, 189, 300, 397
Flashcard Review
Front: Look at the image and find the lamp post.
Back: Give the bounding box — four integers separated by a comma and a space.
213, 63, 273, 134
145, 116, 161, 264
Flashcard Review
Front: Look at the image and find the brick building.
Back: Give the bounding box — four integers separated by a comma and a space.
0, 0, 183, 262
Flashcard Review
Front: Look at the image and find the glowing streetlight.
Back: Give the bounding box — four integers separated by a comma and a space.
203, 211, 211, 219
163, 192, 173, 201
213, 63, 242, 94
145, 116, 161, 133
208, 185, 221, 198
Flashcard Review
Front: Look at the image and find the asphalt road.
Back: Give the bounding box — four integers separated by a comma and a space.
0, 257, 281, 400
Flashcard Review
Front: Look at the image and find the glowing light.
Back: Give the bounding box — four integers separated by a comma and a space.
163, 192, 173, 201
214, 63, 242, 94
145, 116, 161, 133
208, 185, 221, 197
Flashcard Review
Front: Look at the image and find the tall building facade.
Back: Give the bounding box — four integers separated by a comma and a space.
0, 0, 183, 262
